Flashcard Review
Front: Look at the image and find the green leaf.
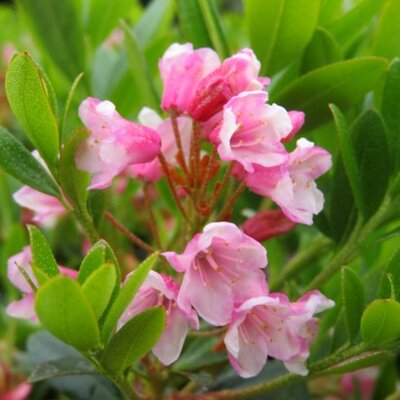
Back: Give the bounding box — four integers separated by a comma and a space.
77, 241, 107, 284
82, 263, 117, 320
301, 27, 342, 73
379, 248, 400, 300
28, 225, 59, 284
0, 126, 60, 197
372, 0, 400, 60
272, 58, 388, 130
244, 0, 321, 75
101, 307, 165, 375
5, 52, 59, 168
350, 110, 390, 219
361, 299, 400, 345
101, 252, 159, 342
88, 189, 106, 230
318, 0, 343, 26
121, 21, 159, 110
380, 59, 400, 169
341, 267, 364, 342
86, 0, 134, 47
35, 275, 100, 351
17, 0, 86, 80
328, 0, 385, 47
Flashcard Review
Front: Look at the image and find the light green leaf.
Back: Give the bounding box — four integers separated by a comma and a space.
318, 0, 343, 25
380, 59, 400, 169
86, 0, 135, 47
101, 252, 159, 342
0, 126, 60, 197
5, 52, 59, 168
28, 225, 59, 284
361, 299, 400, 345
341, 266, 364, 342
35, 275, 100, 351
272, 58, 388, 130
350, 110, 390, 219
244, 0, 320, 75
372, 0, 400, 60
17, 0, 86, 80
101, 307, 165, 375
379, 249, 400, 300
77, 240, 106, 284
82, 263, 117, 320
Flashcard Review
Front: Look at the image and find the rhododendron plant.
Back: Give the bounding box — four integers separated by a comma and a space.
1, 1, 400, 399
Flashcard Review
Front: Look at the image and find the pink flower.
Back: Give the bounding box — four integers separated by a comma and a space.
242, 209, 297, 242
160, 43, 220, 114
244, 138, 332, 225
224, 291, 334, 378
163, 222, 268, 326
211, 91, 290, 172
282, 111, 305, 143
189, 49, 269, 121
13, 186, 66, 227
119, 271, 198, 365
131, 108, 192, 182
6, 246, 77, 321
76, 98, 161, 189
0, 382, 32, 400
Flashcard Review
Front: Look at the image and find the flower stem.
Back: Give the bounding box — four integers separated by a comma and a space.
216, 180, 246, 221
171, 113, 191, 182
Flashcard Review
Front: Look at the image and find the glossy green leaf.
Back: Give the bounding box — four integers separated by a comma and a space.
350, 110, 390, 219
35, 275, 100, 351
301, 28, 342, 73
5, 52, 59, 168
86, 0, 134, 47
379, 249, 400, 300
372, 0, 400, 60
318, 0, 343, 25
244, 0, 320, 75
28, 225, 59, 284
101, 307, 165, 375
78, 241, 106, 284
381, 59, 400, 169
101, 252, 159, 342
17, 0, 86, 80
0, 126, 60, 197
82, 263, 117, 319
273, 58, 388, 130
328, 0, 384, 47
341, 267, 364, 342
361, 299, 400, 344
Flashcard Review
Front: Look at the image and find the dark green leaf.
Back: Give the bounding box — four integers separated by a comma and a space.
28, 225, 59, 284
78, 240, 107, 284
35, 275, 100, 351
17, 0, 86, 80
361, 299, 400, 344
341, 267, 364, 342
101, 307, 165, 375
5, 52, 59, 168
379, 248, 400, 300
88, 189, 106, 230
380, 59, 400, 169
273, 58, 388, 130
372, 0, 400, 60
350, 110, 390, 219
101, 252, 159, 342
372, 358, 398, 400
82, 263, 117, 319
244, 0, 320, 75
0, 126, 60, 197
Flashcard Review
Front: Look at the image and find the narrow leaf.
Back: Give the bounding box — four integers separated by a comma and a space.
101, 252, 159, 342
5, 52, 59, 168
28, 225, 59, 284
0, 126, 60, 197
101, 307, 165, 375
35, 275, 100, 351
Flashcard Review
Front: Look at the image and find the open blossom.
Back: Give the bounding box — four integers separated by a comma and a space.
224, 291, 334, 378
283, 111, 305, 143
131, 107, 192, 182
119, 271, 198, 365
7, 246, 77, 321
163, 222, 268, 326
244, 138, 332, 225
211, 91, 290, 172
13, 186, 66, 228
76, 98, 161, 189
